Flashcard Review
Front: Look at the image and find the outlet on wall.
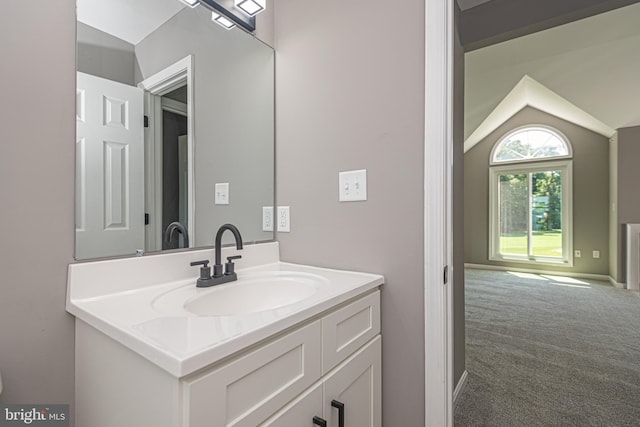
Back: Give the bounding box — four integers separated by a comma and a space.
575, 250, 581, 258
277, 206, 290, 232
593, 250, 600, 259
262, 207, 273, 232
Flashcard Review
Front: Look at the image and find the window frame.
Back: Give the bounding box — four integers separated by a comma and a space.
490, 124, 573, 166
489, 159, 573, 267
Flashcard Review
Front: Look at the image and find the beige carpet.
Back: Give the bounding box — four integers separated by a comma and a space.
455, 268, 640, 426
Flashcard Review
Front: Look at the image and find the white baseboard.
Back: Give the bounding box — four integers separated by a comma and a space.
453, 370, 468, 407
464, 263, 610, 283
609, 276, 626, 289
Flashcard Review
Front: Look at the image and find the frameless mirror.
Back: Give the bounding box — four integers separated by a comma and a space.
75, 0, 275, 260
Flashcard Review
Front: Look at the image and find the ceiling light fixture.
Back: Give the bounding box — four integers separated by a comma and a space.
199, 0, 256, 32
235, 0, 266, 17
179, 0, 200, 8
211, 11, 236, 30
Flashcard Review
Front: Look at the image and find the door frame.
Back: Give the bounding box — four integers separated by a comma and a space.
424, 0, 454, 425
139, 55, 195, 251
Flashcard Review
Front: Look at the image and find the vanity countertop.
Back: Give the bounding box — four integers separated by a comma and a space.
66, 243, 383, 377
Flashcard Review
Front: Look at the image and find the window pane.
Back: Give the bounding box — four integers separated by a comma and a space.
531, 170, 562, 258
494, 128, 569, 163
498, 173, 528, 255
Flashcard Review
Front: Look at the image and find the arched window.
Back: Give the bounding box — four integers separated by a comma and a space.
489, 125, 573, 266
491, 126, 571, 165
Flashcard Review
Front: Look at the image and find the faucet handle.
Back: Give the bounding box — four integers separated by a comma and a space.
190, 260, 212, 285
224, 255, 242, 276
190, 260, 209, 268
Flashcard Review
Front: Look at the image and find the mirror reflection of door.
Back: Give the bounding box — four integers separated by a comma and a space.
75, 72, 145, 259
160, 87, 189, 250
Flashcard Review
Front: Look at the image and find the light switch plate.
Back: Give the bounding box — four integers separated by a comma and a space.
339, 169, 367, 202
262, 207, 274, 232
215, 183, 229, 205
277, 206, 290, 232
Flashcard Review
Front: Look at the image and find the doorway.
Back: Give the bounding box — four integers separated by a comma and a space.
138, 55, 195, 253
160, 89, 189, 250
454, 0, 637, 424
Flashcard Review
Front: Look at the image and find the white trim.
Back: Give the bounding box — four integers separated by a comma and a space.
143, 91, 160, 252
465, 263, 611, 283
138, 55, 192, 95
609, 276, 626, 289
139, 55, 195, 249
464, 75, 615, 153
161, 98, 188, 117
625, 224, 640, 291
489, 159, 573, 267
152, 94, 164, 249
425, 0, 453, 425
453, 370, 469, 408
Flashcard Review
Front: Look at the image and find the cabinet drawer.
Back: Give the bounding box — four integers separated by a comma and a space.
183, 320, 322, 427
322, 291, 380, 374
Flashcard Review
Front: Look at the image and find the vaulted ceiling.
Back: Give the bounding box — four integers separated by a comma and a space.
457, 0, 493, 11
464, 2, 640, 145
459, 0, 640, 50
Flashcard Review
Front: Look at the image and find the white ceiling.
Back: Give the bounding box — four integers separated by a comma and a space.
77, 0, 186, 45
465, 2, 640, 141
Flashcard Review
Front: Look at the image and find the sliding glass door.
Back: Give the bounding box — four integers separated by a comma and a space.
490, 161, 572, 266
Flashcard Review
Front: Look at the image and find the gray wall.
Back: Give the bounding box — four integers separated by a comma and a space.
453, 3, 466, 388
616, 125, 640, 282
77, 22, 136, 86
255, 3, 275, 48
273, 0, 425, 424
464, 107, 610, 275
134, 6, 275, 247
0, 0, 76, 415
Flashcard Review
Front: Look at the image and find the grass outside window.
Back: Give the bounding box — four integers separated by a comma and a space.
500, 230, 563, 257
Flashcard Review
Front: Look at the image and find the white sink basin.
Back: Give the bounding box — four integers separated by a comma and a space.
152, 271, 327, 316
185, 276, 318, 316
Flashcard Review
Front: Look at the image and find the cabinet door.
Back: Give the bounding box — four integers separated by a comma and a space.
322, 291, 380, 374
183, 320, 322, 427
323, 336, 381, 427
261, 382, 323, 426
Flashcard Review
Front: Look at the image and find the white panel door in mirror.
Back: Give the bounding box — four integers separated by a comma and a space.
75, 72, 144, 259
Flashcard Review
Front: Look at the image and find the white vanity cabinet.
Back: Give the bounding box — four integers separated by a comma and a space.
75, 289, 381, 427
183, 291, 381, 427
264, 336, 381, 427
183, 320, 322, 426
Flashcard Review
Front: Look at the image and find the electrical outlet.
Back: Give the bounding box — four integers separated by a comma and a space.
277, 206, 290, 232
575, 250, 581, 258
215, 183, 229, 205
339, 169, 367, 202
593, 250, 600, 259
262, 207, 273, 232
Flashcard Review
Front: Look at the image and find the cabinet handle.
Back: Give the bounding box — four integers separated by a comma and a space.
312, 416, 327, 427
331, 400, 345, 427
